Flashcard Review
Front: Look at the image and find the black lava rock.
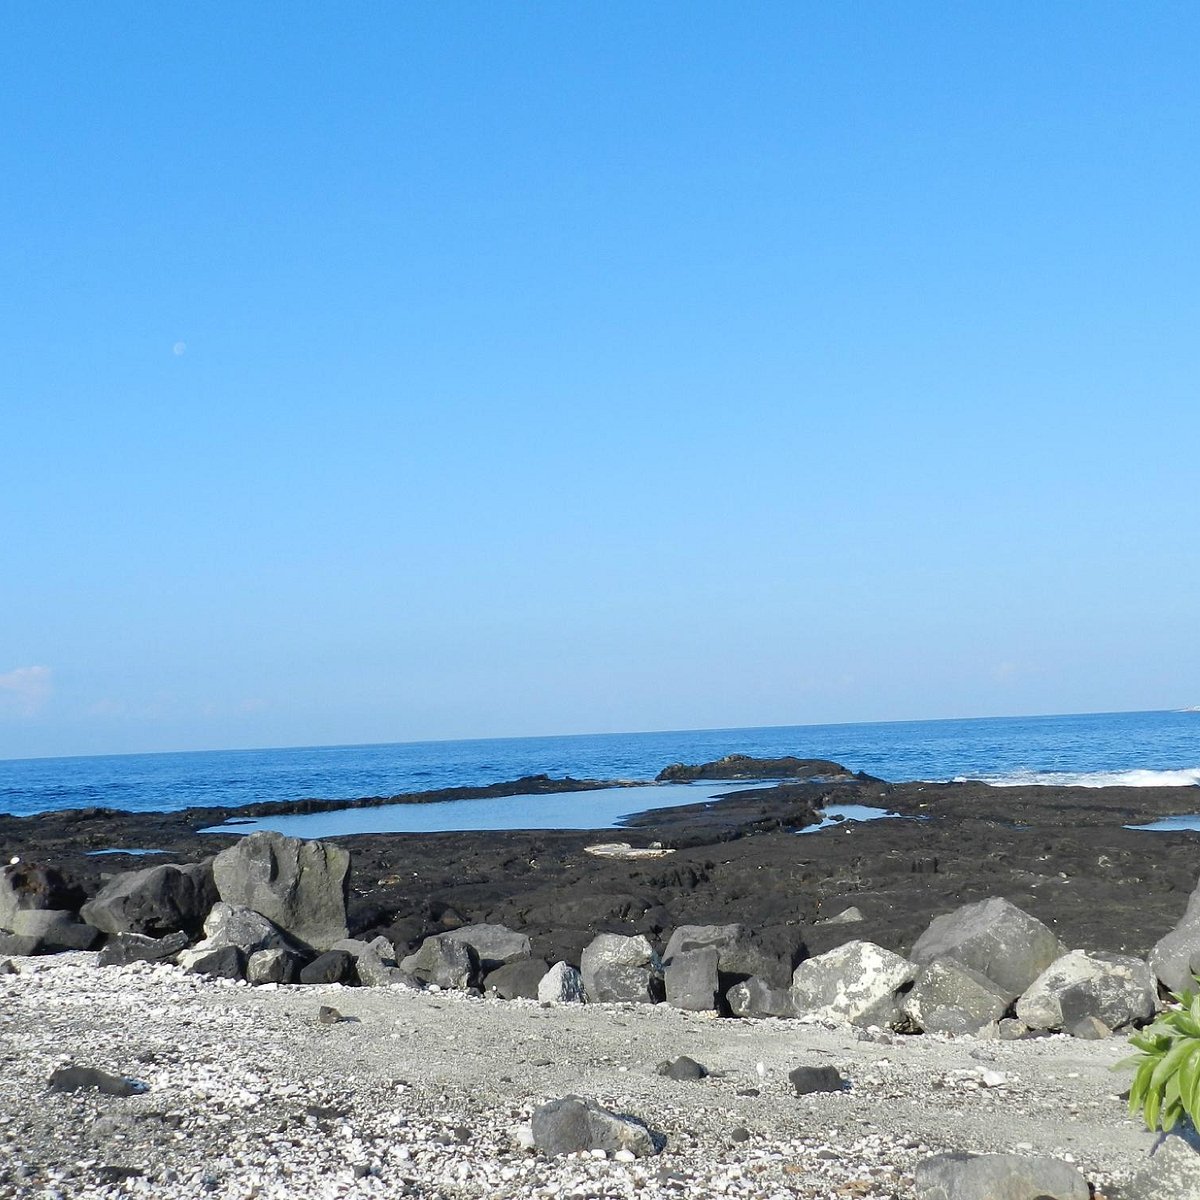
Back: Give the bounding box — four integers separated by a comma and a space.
300, 950, 354, 985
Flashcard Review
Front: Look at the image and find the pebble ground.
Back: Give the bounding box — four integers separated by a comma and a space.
0, 953, 1161, 1199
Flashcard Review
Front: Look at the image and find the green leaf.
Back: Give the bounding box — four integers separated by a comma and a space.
1151, 1038, 1197, 1095
1185, 1046, 1200, 1125
1145, 1081, 1163, 1131
1130, 1058, 1156, 1118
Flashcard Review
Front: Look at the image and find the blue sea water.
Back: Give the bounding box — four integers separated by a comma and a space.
0, 709, 1197, 820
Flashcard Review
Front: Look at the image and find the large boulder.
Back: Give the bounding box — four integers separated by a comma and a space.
1150, 879, 1200, 994
177, 944, 244, 979
212, 832, 349, 953
1015, 950, 1157, 1032
915, 1152, 1089, 1200
531, 1097, 657, 1157
246, 947, 303, 985
663, 923, 794, 989
580, 934, 662, 1004
80, 861, 216, 938
0, 863, 84, 928
299, 950, 354, 985
399, 935, 478, 990
664, 946, 720, 1012
440, 924, 531, 973
910, 898, 1065, 1000
791, 940, 916, 1028
902, 958, 1012, 1034
484, 959, 549, 1000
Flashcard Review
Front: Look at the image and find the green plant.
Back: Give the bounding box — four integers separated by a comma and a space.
1118, 979, 1200, 1132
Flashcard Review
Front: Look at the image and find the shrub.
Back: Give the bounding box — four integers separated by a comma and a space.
1118, 980, 1200, 1132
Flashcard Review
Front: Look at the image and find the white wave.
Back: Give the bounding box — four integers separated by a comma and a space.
957, 767, 1200, 789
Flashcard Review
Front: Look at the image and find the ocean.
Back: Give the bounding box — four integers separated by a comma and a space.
1, 709, 1197, 820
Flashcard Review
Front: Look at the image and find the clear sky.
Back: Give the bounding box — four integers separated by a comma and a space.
3, 3, 1198, 760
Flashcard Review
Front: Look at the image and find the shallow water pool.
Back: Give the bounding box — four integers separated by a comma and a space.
199, 782, 762, 839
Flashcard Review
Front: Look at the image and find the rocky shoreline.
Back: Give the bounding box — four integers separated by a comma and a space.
4, 760, 1200, 965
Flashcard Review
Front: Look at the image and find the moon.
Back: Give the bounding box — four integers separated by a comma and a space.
172, 341, 187, 357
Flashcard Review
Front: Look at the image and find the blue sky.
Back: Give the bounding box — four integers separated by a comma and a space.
3, 3, 1198, 759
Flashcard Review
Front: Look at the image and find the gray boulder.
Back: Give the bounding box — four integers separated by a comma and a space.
1126, 1133, 1200, 1200
197, 902, 294, 955
400, 935, 478, 989
665, 946, 721, 1012
531, 1096, 658, 1157
910, 898, 1066, 1000
0, 863, 82, 928
246, 947, 302, 985
299, 950, 354, 985
98, 930, 189, 967
484, 959, 549, 1000
1016, 950, 1157, 1032
791, 940, 917, 1028
81, 861, 216, 938
902, 958, 1012, 1034
915, 1151, 1090, 1200
537, 961, 586, 1004
441, 924, 531, 973
212, 832, 349, 953
663, 924, 792, 988
580, 934, 663, 1004
354, 947, 420, 989
1151, 879, 1200, 994
727, 976, 794, 1018
177, 944, 244, 979
7, 909, 99, 952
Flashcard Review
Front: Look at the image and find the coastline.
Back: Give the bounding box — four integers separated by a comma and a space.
4, 772, 1200, 965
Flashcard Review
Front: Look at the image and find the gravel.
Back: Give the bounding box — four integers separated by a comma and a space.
0, 951, 1160, 1199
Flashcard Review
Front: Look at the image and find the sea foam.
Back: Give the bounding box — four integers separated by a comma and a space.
963, 767, 1200, 789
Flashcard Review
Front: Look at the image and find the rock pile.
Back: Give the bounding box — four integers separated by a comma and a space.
6, 830, 1200, 1048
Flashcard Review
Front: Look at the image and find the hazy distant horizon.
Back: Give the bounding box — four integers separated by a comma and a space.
0, 704, 1185, 766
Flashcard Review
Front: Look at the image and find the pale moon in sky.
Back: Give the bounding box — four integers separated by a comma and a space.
172, 341, 187, 356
